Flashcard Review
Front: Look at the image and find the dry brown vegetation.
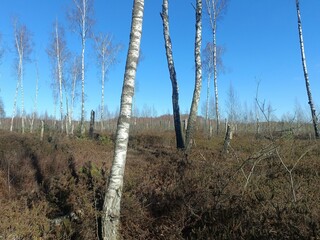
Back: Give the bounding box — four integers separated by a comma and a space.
0, 128, 320, 239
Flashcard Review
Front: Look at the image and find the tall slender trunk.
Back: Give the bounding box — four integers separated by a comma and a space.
66, 96, 70, 135
10, 67, 20, 132
20, 57, 25, 134
80, 0, 86, 135
161, 0, 185, 149
101, 60, 105, 131
71, 70, 77, 135
30, 61, 39, 133
295, 0, 319, 138
80, 39, 85, 134
212, 21, 220, 134
12, 21, 31, 134
185, 0, 202, 152
206, 0, 220, 134
205, 71, 211, 123
56, 23, 64, 132
102, 0, 144, 239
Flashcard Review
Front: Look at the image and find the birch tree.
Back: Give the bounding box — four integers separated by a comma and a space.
69, 56, 81, 134
93, 33, 121, 131
295, 0, 319, 138
30, 60, 39, 133
202, 42, 213, 125
160, 0, 185, 149
226, 82, 241, 124
205, 0, 228, 134
47, 21, 69, 132
68, 0, 94, 134
185, 0, 202, 152
10, 63, 20, 132
102, 0, 144, 238
202, 42, 224, 126
10, 19, 32, 133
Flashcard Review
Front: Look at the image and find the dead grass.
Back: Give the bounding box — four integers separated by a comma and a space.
0, 129, 319, 239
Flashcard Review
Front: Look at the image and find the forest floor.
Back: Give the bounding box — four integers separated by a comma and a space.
0, 129, 320, 239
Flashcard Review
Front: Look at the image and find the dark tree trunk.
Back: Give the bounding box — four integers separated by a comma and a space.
89, 110, 95, 139
161, 0, 185, 149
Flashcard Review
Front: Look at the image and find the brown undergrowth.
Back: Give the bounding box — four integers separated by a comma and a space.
0, 129, 319, 239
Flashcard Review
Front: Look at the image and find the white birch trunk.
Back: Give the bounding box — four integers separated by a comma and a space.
102, 0, 144, 239
80, 39, 85, 134
212, 23, 220, 134
205, 0, 221, 134
66, 96, 70, 135
185, 0, 202, 152
30, 61, 39, 133
205, 71, 211, 122
295, 0, 319, 138
71, 72, 77, 135
55, 22, 64, 132
20, 59, 25, 134
12, 29, 24, 133
80, 0, 87, 135
10, 72, 20, 132
12, 21, 31, 134
70, 57, 78, 135
101, 60, 105, 131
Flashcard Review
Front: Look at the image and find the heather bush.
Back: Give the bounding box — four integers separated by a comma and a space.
0, 130, 319, 239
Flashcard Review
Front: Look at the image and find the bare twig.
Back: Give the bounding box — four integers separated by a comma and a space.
275, 146, 314, 202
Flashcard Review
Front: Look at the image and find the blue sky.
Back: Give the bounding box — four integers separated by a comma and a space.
0, 0, 320, 121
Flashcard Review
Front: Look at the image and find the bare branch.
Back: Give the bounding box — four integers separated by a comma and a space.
93, 32, 121, 74
68, 0, 95, 38
202, 42, 225, 77
47, 21, 70, 92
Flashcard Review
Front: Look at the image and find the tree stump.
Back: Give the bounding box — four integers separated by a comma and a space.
89, 110, 95, 139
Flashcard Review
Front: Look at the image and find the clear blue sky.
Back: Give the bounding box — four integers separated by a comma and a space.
0, 0, 320, 121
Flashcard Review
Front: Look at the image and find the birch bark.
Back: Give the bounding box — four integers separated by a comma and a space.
11, 21, 31, 133
10, 67, 20, 132
205, 0, 227, 134
47, 21, 69, 133
30, 60, 39, 133
70, 56, 81, 135
101, 60, 105, 130
55, 22, 64, 132
212, 20, 220, 134
69, 0, 94, 135
80, 0, 87, 135
185, 0, 202, 152
93, 33, 120, 131
295, 0, 319, 139
102, 0, 144, 239
202, 42, 214, 128
161, 0, 185, 149
19, 53, 25, 133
